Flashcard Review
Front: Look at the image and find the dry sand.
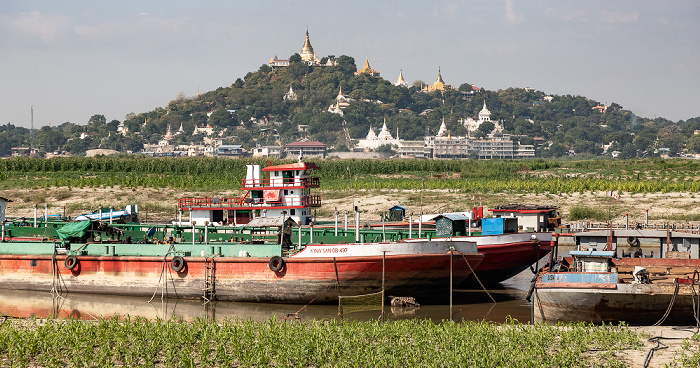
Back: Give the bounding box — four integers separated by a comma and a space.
4, 187, 699, 226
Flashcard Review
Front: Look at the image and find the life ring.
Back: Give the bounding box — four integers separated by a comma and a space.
171, 256, 186, 272
627, 236, 640, 247
268, 256, 284, 272
65, 255, 79, 270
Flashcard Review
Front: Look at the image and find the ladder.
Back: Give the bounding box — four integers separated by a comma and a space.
203, 257, 216, 303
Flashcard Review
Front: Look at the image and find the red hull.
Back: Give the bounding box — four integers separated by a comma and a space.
0, 253, 482, 304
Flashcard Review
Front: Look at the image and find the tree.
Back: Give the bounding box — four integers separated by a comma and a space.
208, 109, 235, 128
475, 121, 495, 138
376, 144, 395, 153
687, 134, 700, 154
657, 125, 685, 155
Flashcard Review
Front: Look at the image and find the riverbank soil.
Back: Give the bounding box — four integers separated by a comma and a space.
625, 326, 700, 367
4, 187, 699, 226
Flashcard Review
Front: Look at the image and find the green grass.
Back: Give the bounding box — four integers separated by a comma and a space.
0, 317, 643, 367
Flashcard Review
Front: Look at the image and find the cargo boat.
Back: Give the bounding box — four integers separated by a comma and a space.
0, 233, 481, 304
174, 164, 557, 286
532, 229, 700, 325
0, 161, 483, 304
1, 161, 554, 289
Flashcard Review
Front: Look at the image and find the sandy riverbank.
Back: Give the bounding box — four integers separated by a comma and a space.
3, 187, 699, 226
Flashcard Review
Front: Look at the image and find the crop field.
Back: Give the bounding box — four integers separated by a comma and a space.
0, 317, 649, 367
2, 156, 700, 194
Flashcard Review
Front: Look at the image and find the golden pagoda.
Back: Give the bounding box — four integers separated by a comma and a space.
355, 57, 381, 77
422, 66, 452, 92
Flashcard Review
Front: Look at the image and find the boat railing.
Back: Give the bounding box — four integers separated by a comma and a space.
569, 221, 700, 234
240, 177, 320, 189
178, 195, 322, 209
178, 197, 246, 209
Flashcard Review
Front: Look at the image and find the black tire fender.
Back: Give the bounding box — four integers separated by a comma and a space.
627, 236, 640, 247
171, 256, 186, 272
269, 256, 284, 272
65, 255, 79, 270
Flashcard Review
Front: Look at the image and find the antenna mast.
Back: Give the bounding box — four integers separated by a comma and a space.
30, 105, 34, 146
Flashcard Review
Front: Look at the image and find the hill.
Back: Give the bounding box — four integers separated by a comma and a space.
2, 54, 699, 158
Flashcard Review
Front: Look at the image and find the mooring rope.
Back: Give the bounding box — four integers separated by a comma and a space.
652, 282, 680, 327
461, 253, 495, 303
289, 283, 334, 319
644, 279, 700, 368
148, 243, 176, 303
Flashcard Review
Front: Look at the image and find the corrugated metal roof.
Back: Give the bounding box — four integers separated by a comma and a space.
434, 213, 469, 221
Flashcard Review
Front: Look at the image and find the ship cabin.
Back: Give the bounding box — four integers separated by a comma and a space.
177, 162, 321, 226
490, 204, 560, 232
0, 197, 12, 223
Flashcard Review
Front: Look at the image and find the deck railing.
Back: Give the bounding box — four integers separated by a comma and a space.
178, 195, 321, 209
240, 177, 320, 189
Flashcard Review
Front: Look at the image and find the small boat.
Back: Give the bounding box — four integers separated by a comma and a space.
532, 229, 700, 325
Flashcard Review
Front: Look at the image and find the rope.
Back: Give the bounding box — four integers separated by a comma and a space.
652, 282, 680, 326
643, 337, 669, 368
462, 253, 495, 303
291, 283, 334, 318
148, 243, 176, 303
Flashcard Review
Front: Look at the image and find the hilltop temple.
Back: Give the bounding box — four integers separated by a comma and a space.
394, 70, 408, 87
462, 101, 503, 135
355, 57, 380, 77
422, 67, 454, 92
269, 30, 336, 68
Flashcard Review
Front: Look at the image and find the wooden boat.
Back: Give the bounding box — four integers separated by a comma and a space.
532, 229, 700, 325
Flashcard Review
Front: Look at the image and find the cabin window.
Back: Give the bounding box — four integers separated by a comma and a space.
290, 191, 294, 194
284, 190, 288, 195
291, 209, 296, 216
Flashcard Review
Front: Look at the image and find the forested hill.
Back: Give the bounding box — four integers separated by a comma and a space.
4, 54, 700, 158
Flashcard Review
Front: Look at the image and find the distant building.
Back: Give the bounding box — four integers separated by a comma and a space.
327, 87, 351, 115
463, 101, 503, 136
269, 30, 335, 68
398, 140, 430, 159
217, 145, 245, 158
394, 69, 408, 88
355, 57, 380, 77
356, 120, 400, 151
422, 67, 454, 92
285, 141, 327, 158
252, 146, 283, 158
283, 85, 298, 101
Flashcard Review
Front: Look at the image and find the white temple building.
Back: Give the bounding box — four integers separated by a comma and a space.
356, 120, 400, 151
284, 85, 298, 101
327, 87, 351, 115
394, 70, 408, 87
436, 117, 448, 137
463, 101, 503, 136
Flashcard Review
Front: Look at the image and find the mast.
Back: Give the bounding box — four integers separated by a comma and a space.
30, 105, 34, 146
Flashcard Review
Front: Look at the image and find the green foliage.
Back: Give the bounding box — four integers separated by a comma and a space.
569, 206, 611, 221
0, 317, 644, 367
3, 157, 700, 195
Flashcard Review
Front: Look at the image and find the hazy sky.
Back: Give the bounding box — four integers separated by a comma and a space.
1, 1, 698, 128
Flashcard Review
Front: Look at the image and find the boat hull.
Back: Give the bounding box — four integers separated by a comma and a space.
414, 233, 555, 285
533, 282, 699, 325
0, 252, 483, 304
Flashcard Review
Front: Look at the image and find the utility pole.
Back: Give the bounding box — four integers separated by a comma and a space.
30, 106, 34, 147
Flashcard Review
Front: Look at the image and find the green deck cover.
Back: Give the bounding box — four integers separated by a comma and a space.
56, 220, 92, 241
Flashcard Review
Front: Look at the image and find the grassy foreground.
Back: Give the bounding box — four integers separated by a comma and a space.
0, 317, 647, 367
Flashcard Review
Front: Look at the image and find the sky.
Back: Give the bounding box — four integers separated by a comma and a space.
1, 1, 699, 129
